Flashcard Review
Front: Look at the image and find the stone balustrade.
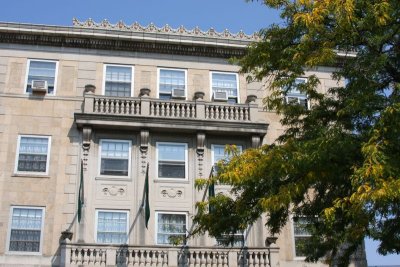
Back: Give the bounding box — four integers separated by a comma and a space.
83, 94, 258, 122
60, 242, 279, 267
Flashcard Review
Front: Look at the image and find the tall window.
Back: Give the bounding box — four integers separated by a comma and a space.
104, 65, 133, 97
156, 212, 187, 245
158, 68, 187, 99
26, 60, 57, 94
99, 140, 131, 177
8, 207, 44, 253
293, 217, 312, 257
211, 144, 242, 175
157, 142, 187, 179
15, 135, 51, 174
96, 210, 128, 244
211, 72, 239, 104
285, 78, 308, 109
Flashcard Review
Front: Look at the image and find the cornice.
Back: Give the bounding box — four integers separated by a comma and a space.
72, 18, 260, 42
0, 21, 256, 58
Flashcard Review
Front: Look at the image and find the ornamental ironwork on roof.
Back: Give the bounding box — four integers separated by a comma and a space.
72, 18, 260, 42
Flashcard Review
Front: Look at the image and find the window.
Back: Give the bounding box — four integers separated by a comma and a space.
96, 210, 128, 244
284, 78, 309, 109
156, 212, 187, 245
211, 72, 239, 104
158, 68, 187, 99
293, 217, 312, 257
216, 232, 245, 248
211, 144, 242, 175
25, 60, 57, 94
157, 142, 187, 179
15, 135, 51, 174
7, 206, 45, 253
99, 140, 131, 177
103, 65, 134, 97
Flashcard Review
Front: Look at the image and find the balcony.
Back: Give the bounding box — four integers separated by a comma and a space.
74, 93, 268, 136
60, 241, 279, 267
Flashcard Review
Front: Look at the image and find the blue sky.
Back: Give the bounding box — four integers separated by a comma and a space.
1, 0, 399, 265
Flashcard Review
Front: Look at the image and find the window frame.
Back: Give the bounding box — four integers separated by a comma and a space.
95, 209, 129, 244
102, 64, 134, 97
14, 135, 51, 175
6, 206, 45, 255
98, 139, 132, 178
291, 215, 313, 259
156, 142, 188, 181
24, 59, 59, 95
284, 78, 310, 110
155, 211, 188, 245
211, 144, 243, 165
157, 68, 188, 100
209, 71, 240, 104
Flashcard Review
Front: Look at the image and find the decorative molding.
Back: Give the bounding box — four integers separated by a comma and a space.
101, 185, 127, 197
160, 188, 184, 199
251, 135, 261, 149
82, 126, 92, 169
72, 19, 260, 41
197, 132, 206, 177
140, 129, 149, 173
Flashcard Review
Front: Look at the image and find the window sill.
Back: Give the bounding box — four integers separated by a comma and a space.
6, 251, 43, 256
154, 179, 189, 184
12, 173, 50, 178
95, 176, 132, 181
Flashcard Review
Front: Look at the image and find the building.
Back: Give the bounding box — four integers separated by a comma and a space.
0, 19, 366, 267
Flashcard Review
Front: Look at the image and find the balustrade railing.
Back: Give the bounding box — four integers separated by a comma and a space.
60, 242, 279, 267
83, 94, 258, 123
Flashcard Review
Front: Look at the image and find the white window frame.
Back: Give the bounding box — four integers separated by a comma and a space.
102, 64, 134, 97
14, 135, 51, 175
98, 139, 132, 178
24, 59, 59, 95
211, 144, 243, 165
156, 142, 188, 181
155, 211, 188, 245
157, 68, 187, 100
284, 78, 310, 110
291, 215, 313, 259
95, 209, 129, 244
209, 71, 240, 104
6, 206, 45, 255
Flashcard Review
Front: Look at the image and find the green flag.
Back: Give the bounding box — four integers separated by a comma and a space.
143, 163, 150, 229
208, 166, 216, 213
78, 160, 84, 223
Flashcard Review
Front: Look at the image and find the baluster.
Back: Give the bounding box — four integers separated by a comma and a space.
154, 103, 159, 116
217, 252, 223, 266
205, 105, 209, 118
161, 102, 166, 117
210, 106, 215, 119
245, 108, 250, 121
190, 251, 196, 267
93, 98, 99, 112
233, 107, 238, 120
171, 103, 175, 117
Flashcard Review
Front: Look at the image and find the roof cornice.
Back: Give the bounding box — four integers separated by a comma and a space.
0, 21, 257, 58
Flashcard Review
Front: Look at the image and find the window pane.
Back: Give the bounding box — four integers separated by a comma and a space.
159, 69, 186, 98
293, 217, 312, 257
17, 137, 49, 173
9, 208, 43, 252
26, 61, 56, 94
100, 140, 130, 176
157, 213, 186, 245
97, 211, 128, 244
212, 73, 238, 102
105, 66, 132, 97
157, 143, 186, 179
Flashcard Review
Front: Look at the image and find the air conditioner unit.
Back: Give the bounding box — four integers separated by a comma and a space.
213, 91, 228, 102
31, 80, 48, 93
171, 88, 186, 99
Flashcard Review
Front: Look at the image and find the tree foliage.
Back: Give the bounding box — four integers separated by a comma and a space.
193, 1, 400, 266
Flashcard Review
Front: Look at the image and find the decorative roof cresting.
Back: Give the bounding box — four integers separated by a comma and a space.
72, 18, 260, 41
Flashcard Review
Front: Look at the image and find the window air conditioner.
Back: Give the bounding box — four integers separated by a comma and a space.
171, 88, 186, 99
31, 80, 48, 93
213, 91, 228, 102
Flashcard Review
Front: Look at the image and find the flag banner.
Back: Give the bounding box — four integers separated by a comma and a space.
209, 166, 216, 213
78, 160, 84, 223
144, 163, 150, 229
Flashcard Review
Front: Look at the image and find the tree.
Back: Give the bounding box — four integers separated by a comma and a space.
193, 1, 400, 266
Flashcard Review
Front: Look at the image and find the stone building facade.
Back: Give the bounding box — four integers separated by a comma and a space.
0, 20, 365, 267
